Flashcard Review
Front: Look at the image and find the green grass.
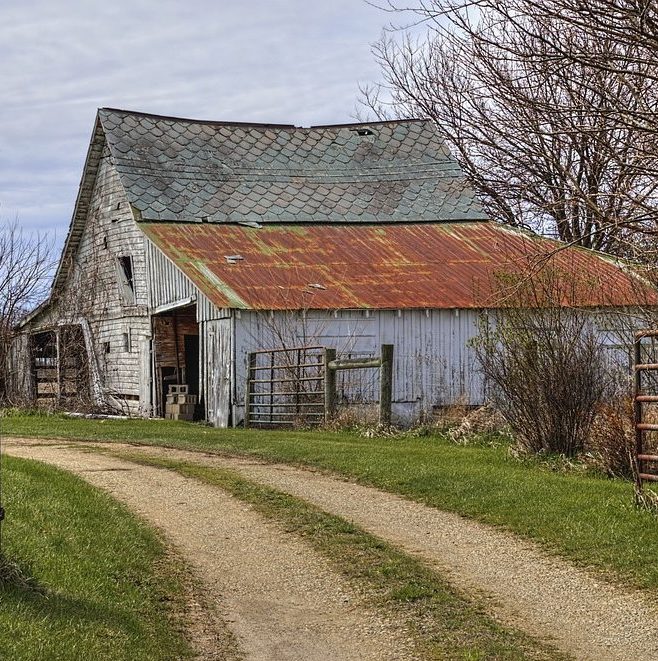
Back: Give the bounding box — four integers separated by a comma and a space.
111, 450, 565, 660
4, 411, 658, 593
0, 454, 192, 661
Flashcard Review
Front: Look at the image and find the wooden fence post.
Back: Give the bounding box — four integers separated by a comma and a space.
244, 352, 256, 428
379, 344, 393, 426
324, 348, 336, 423
55, 328, 62, 405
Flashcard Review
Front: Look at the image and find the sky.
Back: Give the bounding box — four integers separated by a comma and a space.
0, 0, 397, 253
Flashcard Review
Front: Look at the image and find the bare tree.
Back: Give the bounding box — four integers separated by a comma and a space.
373, 1, 658, 87
0, 217, 53, 402
473, 262, 620, 456
364, 2, 658, 255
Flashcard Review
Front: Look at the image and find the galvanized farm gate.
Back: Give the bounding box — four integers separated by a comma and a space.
244, 346, 326, 427
633, 330, 658, 487
244, 344, 394, 428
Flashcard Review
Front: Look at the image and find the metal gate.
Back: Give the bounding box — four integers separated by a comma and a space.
633, 330, 658, 487
244, 344, 394, 429
244, 346, 326, 427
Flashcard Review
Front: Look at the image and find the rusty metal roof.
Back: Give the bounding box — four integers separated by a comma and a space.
98, 108, 486, 225
140, 221, 657, 310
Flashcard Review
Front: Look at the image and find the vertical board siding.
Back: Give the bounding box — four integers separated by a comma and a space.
145, 239, 195, 309
203, 318, 232, 427
145, 237, 228, 322
232, 308, 485, 425
7, 334, 33, 402
138, 337, 152, 415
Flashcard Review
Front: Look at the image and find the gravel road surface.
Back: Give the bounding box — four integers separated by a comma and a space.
106, 442, 658, 661
5, 440, 416, 661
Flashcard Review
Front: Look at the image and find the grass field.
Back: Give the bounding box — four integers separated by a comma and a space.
4, 411, 658, 594
0, 453, 192, 661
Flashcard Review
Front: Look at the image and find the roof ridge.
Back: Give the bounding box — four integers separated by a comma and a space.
99, 107, 427, 131
99, 107, 296, 129
310, 118, 428, 129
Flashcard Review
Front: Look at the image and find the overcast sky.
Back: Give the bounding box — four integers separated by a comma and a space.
0, 0, 395, 252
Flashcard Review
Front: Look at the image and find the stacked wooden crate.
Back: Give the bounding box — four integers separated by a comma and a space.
165, 384, 197, 421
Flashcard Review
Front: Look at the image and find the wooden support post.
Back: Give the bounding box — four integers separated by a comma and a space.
269, 351, 275, 423
324, 348, 336, 423
379, 344, 393, 427
244, 352, 256, 428
55, 329, 62, 404
296, 348, 302, 417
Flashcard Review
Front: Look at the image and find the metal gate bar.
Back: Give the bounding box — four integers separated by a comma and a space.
633, 330, 658, 487
245, 345, 325, 428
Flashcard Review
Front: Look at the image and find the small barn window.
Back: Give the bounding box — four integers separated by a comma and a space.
103, 341, 111, 354
117, 255, 135, 304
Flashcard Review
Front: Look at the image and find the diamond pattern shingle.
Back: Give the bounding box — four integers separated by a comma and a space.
98, 108, 487, 224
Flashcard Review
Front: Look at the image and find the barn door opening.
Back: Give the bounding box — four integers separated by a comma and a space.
151, 304, 199, 418
30, 325, 91, 409
31, 331, 58, 405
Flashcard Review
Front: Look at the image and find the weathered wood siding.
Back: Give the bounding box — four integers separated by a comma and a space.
144, 237, 226, 321
232, 308, 486, 424
145, 239, 196, 310
33, 146, 152, 414
202, 317, 232, 427
7, 333, 33, 404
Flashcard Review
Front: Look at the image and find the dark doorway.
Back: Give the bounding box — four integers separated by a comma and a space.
184, 334, 199, 397
152, 304, 200, 417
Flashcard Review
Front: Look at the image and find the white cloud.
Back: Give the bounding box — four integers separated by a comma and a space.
0, 0, 390, 251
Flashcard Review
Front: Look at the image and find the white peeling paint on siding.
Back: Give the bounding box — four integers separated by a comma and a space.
28, 150, 155, 414
203, 318, 232, 427
231, 308, 486, 425
144, 238, 228, 322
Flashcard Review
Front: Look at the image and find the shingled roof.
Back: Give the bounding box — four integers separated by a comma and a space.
98, 108, 486, 224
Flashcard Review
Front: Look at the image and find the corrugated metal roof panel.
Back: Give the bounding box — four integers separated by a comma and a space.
140, 221, 657, 310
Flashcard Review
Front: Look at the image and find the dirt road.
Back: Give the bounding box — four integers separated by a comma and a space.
89, 441, 658, 661
5, 440, 416, 661
8, 437, 658, 661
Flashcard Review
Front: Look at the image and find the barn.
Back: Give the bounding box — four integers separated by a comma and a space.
10, 108, 657, 426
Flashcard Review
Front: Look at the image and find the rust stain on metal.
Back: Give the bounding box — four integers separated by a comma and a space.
140, 221, 658, 311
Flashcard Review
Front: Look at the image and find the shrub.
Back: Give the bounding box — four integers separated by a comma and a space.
474, 305, 615, 457
586, 400, 635, 478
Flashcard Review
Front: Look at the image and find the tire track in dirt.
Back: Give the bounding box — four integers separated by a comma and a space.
5, 441, 417, 661
101, 442, 658, 661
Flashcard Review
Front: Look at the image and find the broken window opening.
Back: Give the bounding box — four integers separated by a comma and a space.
117, 255, 136, 304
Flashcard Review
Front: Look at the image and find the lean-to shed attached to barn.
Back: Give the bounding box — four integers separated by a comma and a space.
11, 108, 658, 425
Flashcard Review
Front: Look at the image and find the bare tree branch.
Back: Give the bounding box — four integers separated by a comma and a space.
0, 216, 53, 401
364, 0, 658, 255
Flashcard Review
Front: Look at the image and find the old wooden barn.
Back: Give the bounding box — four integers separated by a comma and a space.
10, 108, 656, 426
